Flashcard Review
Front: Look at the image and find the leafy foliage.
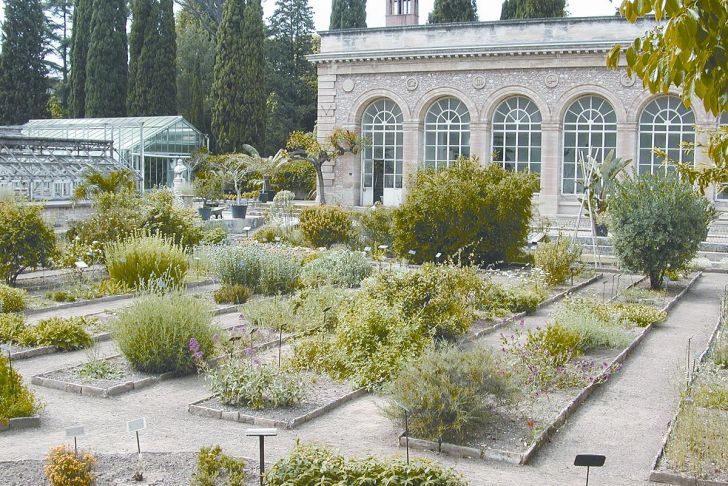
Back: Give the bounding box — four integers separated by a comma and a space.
353, 204, 395, 249
500, 0, 566, 20
0, 284, 28, 313
0, 201, 57, 285
329, 0, 367, 29
534, 237, 582, 286
299, 249, 372, 288
206, 359, 305, 410
44, 445, 96, 486
384, 344, 516, 443
265, 443, 467, 486
428, 0, 478, 23
608, 174, 715, 289
392, 159, 539, 265
73, 169, 136, 201
271, 160, 316, 198
18, 317, 95, 351
0, 354, 39, 425
141, 188, 203, 248
298, 206, 353, 247
105, 233, 189, 289
191, 445, 246, 486
114, 292, 215, 374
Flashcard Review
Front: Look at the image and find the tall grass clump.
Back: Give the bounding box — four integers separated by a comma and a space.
105, 233, 188, 289
300, 249, 372, 288
114, 293, 215, 374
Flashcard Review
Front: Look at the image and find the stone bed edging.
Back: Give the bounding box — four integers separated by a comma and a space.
9, 332, 112, 361
399, 271, 703, 466
24, 279, 217, 317
648, 293, 728, 486
188, 388, 367, 430
0, 416, 41, 433
471, 273, 604, 339
31, 354, 177, 398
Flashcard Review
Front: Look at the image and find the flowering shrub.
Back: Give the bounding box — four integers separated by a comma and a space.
612, 302, 667, 327
44, 445, 95, 486
265, 443, 467, 486
115, 293, 215, 374
299, 249, 372, 288
0, 284, 27, 313
384, 344, 517, 443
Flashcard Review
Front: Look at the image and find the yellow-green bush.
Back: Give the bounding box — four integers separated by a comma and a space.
44, 445, 95, 486
0, 284, 28, 313
298, 205, 353, 247
214, 285, 253, 305
105, 233, 189, 289
19, 317, 95, 351
191, 445, 246, 486
525, 322, 583, 367
534, 237, 582, 285
0, 201, 57, 285
0, 313, 25, 343
613, 302, 667, 327
1, 355, 39, 425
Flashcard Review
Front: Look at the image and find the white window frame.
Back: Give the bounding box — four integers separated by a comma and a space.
424, 97, 471, 170
492, 96, 542, 173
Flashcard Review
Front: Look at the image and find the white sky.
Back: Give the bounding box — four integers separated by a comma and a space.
0, 1, 620, 31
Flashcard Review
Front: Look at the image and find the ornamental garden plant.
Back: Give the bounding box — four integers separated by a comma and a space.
0, 354, 39, 426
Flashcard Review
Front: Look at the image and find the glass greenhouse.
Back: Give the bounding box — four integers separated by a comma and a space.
19, 116, 207, 194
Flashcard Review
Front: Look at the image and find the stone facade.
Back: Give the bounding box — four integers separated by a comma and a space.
310, 16, 725, 216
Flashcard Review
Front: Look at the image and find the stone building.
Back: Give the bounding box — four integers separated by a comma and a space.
309, 11, 726, 217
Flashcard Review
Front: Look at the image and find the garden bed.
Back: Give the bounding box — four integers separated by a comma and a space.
400, 272, 702, 465
468, 272, 603, 339
650, 291, 728, 486
0, 452, 260, 485
189, 373, 364, 429
0, 416, 41, 433
6, 331, 112, 360
31, 355, 177, 398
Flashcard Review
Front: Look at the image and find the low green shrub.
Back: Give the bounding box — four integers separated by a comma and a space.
0, 313, 25, 343
19, 317, 95, 351
664, 405, 728, 478
45, 290, 77, 303
715, 343, 728, 368
0, 284, 28, 313
0, 355, 39, 425
692, 383, 728, 411
214, 285, 253, 305
205, 245, 262, 288
257, 249, 301, 295
354, 204, 394, 248
265, 443, 467, 486
553, 303, 633, 351
141, 188, 203, 248
299, 249, 372, 288
0, 201, 57, 285
503, 284, 548, 313
105, 233, 189, 289
43, 445, 96, 486
207, 360, 305, 410
202, 226, 228, 246
114, 293, 215, 374
525, 323, 583, 367
384, 344, 516, 443
612, 303, 667, 327
534, 237, 582, 286
253, 225, 286, 244
299, 206, 353, 247
191, 445, 246, 486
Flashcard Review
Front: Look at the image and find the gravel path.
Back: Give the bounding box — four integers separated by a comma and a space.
0, 273, 724, 486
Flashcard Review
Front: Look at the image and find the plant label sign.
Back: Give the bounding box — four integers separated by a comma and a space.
127, 417, 146, 433
65, 425, 85, 438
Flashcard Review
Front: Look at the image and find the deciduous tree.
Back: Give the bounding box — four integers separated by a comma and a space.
428, 0, 478, 23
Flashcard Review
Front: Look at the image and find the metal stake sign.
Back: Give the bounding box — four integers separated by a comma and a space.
246, 428, 277, 486
65, 425, 85, 457
574, 454, 605, 486
127, 418, 147, 481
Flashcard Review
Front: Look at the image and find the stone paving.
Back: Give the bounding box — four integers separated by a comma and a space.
0, 273, 724, 485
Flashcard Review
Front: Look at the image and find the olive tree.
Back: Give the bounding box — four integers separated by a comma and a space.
608, 174, 716, 289
0, 201, 57, 284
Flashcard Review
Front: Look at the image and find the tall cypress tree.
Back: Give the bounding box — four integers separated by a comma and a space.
85, 0, 128, 117
500, 0, 566, 20
45, 0, 74, 113
329, 0, 367, 30
0, 0, 49, 125
153, 0, 177, 115
68, 0, 91, 117
176, 9, 214, 133
211, 0, 267, 152
128, 0, 156, 115
428, 0, 478, 23
266, 0, 316, 153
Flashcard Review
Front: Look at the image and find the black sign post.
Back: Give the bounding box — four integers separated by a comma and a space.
246, 428, 277, 486
574, 454, 605, 486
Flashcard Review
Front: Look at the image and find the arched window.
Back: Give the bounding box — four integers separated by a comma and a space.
562, 95, 617, 194
361, 99, 404, 199
638, 96, 695, 175
424, 97, 470, 170
492, 96, 542, 173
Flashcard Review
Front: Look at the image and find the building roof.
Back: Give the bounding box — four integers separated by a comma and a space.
310, 15, 657, 64
22, 116, 199, 152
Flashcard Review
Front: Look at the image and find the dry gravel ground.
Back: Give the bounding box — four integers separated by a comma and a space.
0, 273, 724, 486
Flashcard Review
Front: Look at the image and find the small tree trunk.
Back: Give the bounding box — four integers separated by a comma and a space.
649, 270, 664, 290
315, 163, 326, 205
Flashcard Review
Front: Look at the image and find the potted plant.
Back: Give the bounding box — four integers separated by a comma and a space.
240, 145, 287, 203
193, 171, 223, 221
215, 154, 252, 219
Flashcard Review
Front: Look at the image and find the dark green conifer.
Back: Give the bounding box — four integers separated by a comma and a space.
68, 0, 91, 117
428, 0, 478, 23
